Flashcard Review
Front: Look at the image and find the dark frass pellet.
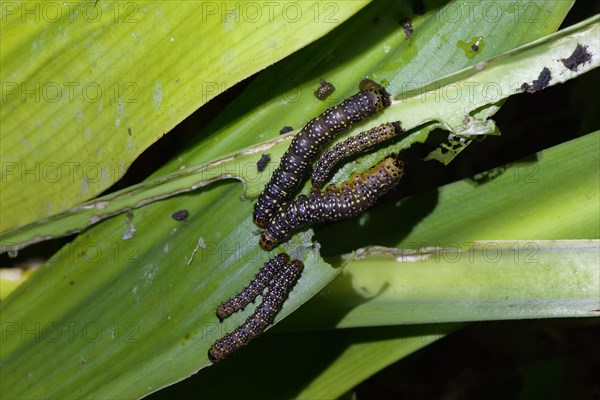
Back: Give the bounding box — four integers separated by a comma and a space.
314, 79, 336, 100
171, 210, 189, 221
256, 154, 270, 172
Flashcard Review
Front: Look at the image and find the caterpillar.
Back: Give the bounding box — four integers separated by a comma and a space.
208, 259, 304, 362
253, 79, 391, 229
260, 154, 404, 251
311, 122, 403, 189
314, 79, 335, 100
216, 253, 289, 322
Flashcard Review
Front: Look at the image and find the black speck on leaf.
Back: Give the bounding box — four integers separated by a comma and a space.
400, 19, 413, 39
279, 126, 293, 135
171, 210, 189, 221
561, 43, 592, 71
257, 154, 270, 172
521, 67, 551, 93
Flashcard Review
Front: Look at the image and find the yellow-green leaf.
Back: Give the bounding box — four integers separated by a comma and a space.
0, 0, 368, 231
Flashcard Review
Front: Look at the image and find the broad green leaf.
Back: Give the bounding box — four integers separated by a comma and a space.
150, 132, 599, 400
292, 240, 600, 330
4, 5, 596, 253
0, 187, 336, 398
287, 238, 599, 399
0, 1, 368, 231
0, 1, 587, 399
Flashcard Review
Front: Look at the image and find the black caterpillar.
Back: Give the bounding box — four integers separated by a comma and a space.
216, 253, 289, 321
311, 122, 403, 189
260, 154, 404, 251
253, 79, 391, 229
208, 259, 304, 362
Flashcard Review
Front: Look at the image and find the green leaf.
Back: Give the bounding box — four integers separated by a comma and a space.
291, 240, 600, 330
149, 132, 599, 400
0, 1, 368, 231
0, 191, 338, 398
1, 1, 591, 399
4, 6, 597, 253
